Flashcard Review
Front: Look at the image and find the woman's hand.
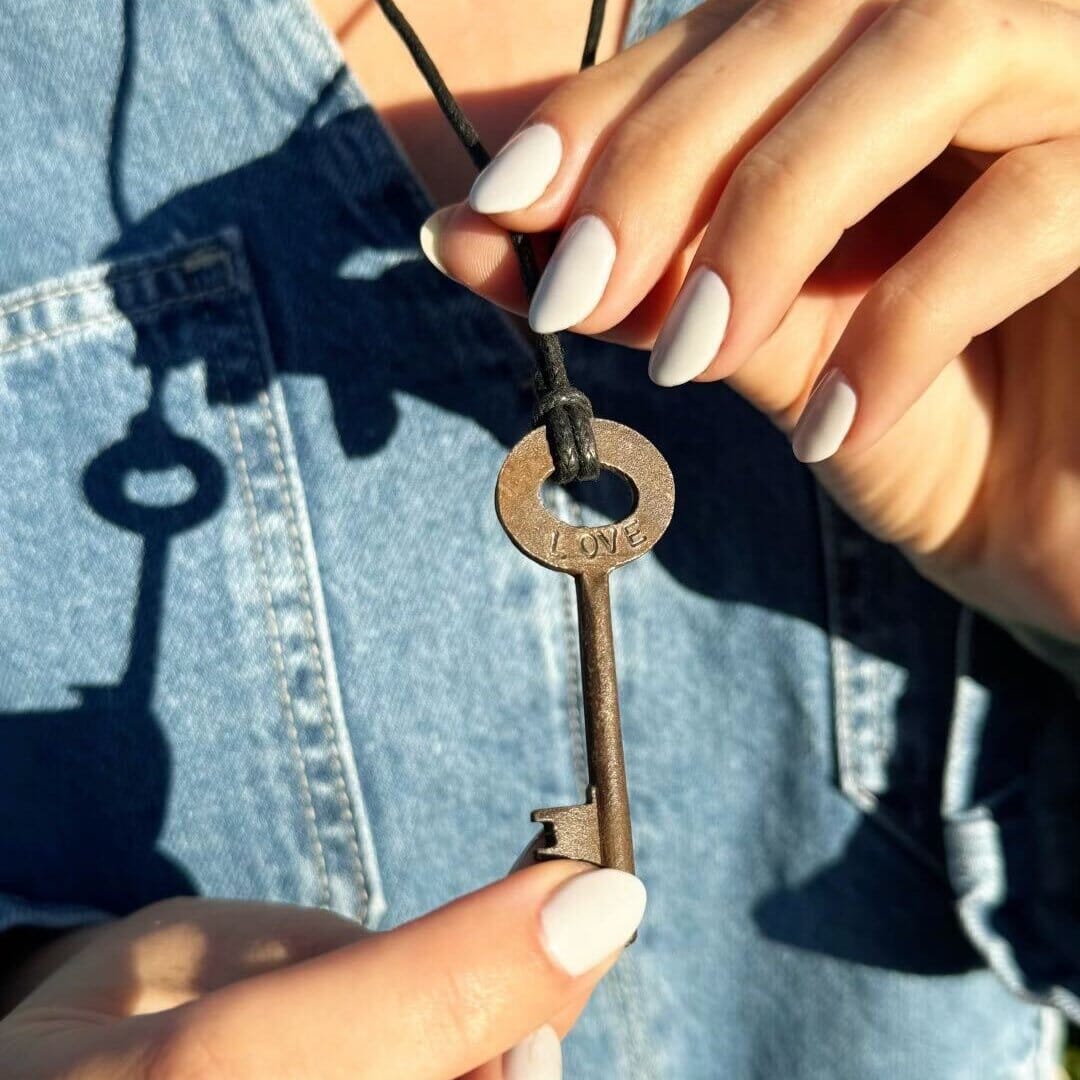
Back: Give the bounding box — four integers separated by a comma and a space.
0, 862, 644, 1079
424, 0, 1080, 643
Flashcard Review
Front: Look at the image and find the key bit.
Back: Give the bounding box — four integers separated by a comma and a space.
495, 419, 675, 875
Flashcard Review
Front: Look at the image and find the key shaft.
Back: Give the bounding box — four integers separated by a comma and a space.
576, 569, 634, 873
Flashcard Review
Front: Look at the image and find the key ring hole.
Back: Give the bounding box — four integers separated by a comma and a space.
496, 420, 674, 575
83, 414, 226, 536
542, 469, 637, 528
123, 464, 199, 509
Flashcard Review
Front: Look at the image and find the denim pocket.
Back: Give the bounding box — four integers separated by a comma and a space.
817, 489, 962, 875
0, 232, 382, 932
943, 610, 1080, 1020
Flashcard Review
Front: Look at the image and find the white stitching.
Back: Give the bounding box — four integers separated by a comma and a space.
256, 388, 370, 918
225, 399, 332, 908
0, 284, 236, 361
817, 490, 853, 794
815, 488, 876, 811
0, 249, 230, 322
606, 955, 657, 1079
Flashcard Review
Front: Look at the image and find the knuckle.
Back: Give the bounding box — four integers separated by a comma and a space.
995, 143, 1054, 188
861, 274, 959, 352
727, 143, 803, 216
1013, 480, 1080, 635
146, 1019, 241, 1080
268, 912, 366, 966
129, 897, 205, 929
429, 963, 494, 1055
752, 0, 853, 34
894, 0, 985, 34
996, 145, 1076, 217
587, 108, 687, 196
538, 58, 615, 117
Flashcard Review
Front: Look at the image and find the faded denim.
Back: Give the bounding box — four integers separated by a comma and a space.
0, 2, 1077, 1077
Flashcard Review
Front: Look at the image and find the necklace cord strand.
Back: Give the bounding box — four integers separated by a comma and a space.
373, 0, 606, 483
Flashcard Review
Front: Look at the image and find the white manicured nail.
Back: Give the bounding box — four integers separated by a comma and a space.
539, 868, 646, 976
529, 216, 616, 334
791, 369, 857, 462
469, 124, 563, 214
503, 1025, 562, 1080
419, 208, 453, 277
649, 268, 731, 387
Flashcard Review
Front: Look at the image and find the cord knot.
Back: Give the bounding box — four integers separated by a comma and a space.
533, 364, 599, 485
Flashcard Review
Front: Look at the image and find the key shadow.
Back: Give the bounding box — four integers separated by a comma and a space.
0, 370, 209, 913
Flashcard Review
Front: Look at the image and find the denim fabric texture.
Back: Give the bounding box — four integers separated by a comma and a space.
0, 1, 1076, 1076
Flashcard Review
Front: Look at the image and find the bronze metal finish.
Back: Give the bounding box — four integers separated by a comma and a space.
496, 420, 675, 874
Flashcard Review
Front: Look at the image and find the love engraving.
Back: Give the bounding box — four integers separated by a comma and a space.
549, 519, 648, 560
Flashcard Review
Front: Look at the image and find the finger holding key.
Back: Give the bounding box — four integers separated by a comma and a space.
3, 861, 646, 1080
433, 0, 880, 336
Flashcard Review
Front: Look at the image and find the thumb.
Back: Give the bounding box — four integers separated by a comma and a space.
152, 861, 646, 1080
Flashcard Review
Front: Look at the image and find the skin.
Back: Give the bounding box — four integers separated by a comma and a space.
0, 861, 615, 1079
429, 0, 1080, 644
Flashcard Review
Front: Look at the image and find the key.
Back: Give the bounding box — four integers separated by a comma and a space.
496, 419, 675, 874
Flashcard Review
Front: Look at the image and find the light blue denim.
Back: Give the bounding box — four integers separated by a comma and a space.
0, 2, 1077, 1076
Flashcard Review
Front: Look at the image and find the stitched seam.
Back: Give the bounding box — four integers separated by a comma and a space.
816, 489, 862, 804
1028, 1007, 1043, 1080
0, 284, 236, 361
607, 958, 658, 1079
256, 387, 370, 917
1032, 1007, 1065, 1080
0, 249, 231, 321
225, 399, 332, 908
817, 492, 950, 876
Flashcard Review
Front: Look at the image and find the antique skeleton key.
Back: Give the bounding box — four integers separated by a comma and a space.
496, 419, 675, 874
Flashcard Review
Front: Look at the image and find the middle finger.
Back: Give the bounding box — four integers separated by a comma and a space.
523, 0, 886, 335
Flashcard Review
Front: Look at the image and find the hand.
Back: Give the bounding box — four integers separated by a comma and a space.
0, 862, 645, 1079
424, 0, 1080, 643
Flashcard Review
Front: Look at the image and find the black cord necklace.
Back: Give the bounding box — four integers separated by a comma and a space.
374, 0, 607, 484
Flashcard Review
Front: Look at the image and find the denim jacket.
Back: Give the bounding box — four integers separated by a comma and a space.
0, 2, 1076, 1076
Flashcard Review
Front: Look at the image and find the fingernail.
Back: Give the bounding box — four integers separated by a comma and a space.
419, 207, 453, 277
648, 268, 731, 387
528, 215, 616, 334
469, 124, 563, 214
503, 1025, 562, 1080
540, 868, 646, 977
791, 369, 857, 462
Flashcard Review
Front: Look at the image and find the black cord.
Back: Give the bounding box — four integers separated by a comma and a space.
374, 0, 606, 483
580, 0, 608, 68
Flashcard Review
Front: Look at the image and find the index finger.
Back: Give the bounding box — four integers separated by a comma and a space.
153, 862, 646, 1079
